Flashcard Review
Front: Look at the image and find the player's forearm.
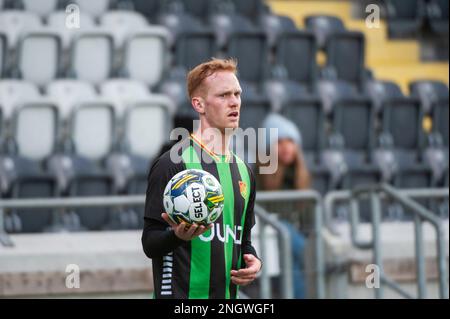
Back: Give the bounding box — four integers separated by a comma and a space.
142, 224, 185, 258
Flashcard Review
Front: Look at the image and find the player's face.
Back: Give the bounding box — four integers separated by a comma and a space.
202, 71, 242, 132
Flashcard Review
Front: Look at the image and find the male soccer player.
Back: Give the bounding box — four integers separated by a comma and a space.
142, 58, 262, 299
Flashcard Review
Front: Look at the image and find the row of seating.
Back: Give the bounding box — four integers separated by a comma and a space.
384, 0, 448, 38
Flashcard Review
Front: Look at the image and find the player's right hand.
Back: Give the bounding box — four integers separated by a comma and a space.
161, 212, 212, 241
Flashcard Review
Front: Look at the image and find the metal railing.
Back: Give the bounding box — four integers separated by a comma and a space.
0, 194, 298, 299
256, 190, 326, 299
253, 204, 293, 299
324, 184, 449, 299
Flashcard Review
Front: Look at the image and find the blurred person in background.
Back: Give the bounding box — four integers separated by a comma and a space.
257, 113, 310, 299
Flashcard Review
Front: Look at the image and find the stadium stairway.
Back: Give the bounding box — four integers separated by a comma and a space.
267, 0, 449, 94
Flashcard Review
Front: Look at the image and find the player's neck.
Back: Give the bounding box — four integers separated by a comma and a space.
192, 128, 231, 157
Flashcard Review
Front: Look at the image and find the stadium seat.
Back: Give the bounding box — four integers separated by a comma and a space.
0, 32, 7, 77
71, 0, 114, 18
426, 0, 449, 35
229, 0, 265, 25
385, 0, 425, 38
304, 15, 346, 50
275, 31, 318, 92
100, 79, 151, 150
100, 10, 148, 49
69, 30, 114, 85
380, 94, 424, 155
0, 11, 42, 50
47, 11, 96, 50
100, 79, 151, 118
409, 80, 449, 114
280, 96, 324, 164
260, 13, 297, 49
122, 96, 174, 169
324, 31, 366, 91
7, 100, 59, 233
208, 2, 258, 50
180, 0, 214, 24
16, 30, 62, 87
46, 80, 98, 121
157, 5, 205, 48
65, 101, 117, 230
239, 88, 271, 131
318, 80, 375, 157
129, 0, 163, 23
227, 31, 269, 85
46, 80, 98, 151
159, 67, 196, 121
0, 80, 41, 121
174, 30, 217, 72
365, 80, 404, 115
21, 0, 60, 18
120, 27, 169, 89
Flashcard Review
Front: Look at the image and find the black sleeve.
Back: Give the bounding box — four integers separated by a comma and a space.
141, 150, 186, 259
240, 165, 261, 264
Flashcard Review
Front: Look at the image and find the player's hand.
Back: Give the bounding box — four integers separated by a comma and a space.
162, 212, 212, 241
230, 254, 262, 286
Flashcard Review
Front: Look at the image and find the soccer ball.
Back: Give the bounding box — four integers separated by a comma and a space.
163, 169, 224, 226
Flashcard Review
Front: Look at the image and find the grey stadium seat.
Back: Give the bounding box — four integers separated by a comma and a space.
46, 80, 98, 151
100, 79, 151, 118
100, 79, 152, 150
16, 30, 62, 87
7, 100, 59, 233
70, 30, 114, 85
67, 101, 116, 230
0, 11, 42, 50
100, 10, 149, 49
121, 27, 170, 88
0, 80, 41, 121
21, 0, 60, 18
71, 0, 114, 18
47, 11, 96, 50
46, 80, 98, 122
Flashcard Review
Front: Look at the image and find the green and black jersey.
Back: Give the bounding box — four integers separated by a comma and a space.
142, 135, 258, 299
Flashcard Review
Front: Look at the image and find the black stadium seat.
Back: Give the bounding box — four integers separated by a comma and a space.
275, 31, 318, 92
385, 0, 425, 38
304, 15, 346, 50
426, 0, 449, 35
324, 31, 366, 91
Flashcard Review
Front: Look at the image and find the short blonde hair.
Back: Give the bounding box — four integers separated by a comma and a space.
186, 58, 237, 99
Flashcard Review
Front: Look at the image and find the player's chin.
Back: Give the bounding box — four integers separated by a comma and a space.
224, 120, 239, 130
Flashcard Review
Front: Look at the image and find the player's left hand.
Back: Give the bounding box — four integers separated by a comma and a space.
230, 254, 262, 286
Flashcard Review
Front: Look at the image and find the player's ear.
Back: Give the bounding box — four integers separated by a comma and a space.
191, 97, 205, 114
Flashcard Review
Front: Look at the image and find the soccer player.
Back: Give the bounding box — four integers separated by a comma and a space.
141, 58, 262, 299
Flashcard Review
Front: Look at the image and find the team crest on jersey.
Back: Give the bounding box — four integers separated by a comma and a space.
239, 181, 247, 199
